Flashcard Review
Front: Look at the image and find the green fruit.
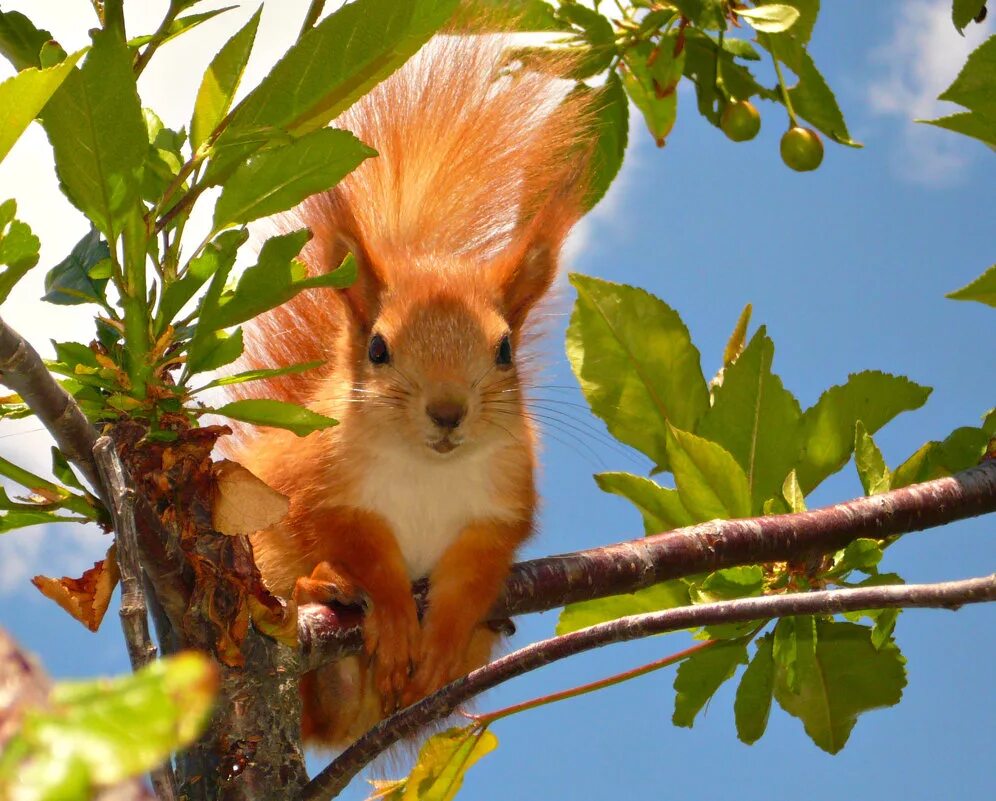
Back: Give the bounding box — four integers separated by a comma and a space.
780, 126, 824, 172
720, 100, 761, 142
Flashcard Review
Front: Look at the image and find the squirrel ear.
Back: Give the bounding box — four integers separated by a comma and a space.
494, 242, 558, 329
337, 233, 384, 329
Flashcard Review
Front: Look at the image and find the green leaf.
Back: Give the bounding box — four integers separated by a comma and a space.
557, 580, 689, 635
567, 274, 709, 467
781, 469, 806, 512
580, 72, 629, 210
128, 6, 238, 49
51, 447, 84, 492
191, 6, 262, 150
699, 327, 803, 513
953, 1, 987, 33
213, 128, 375, 228
0, 653, 216, 795
666, 426, 751, 521
187, 328, 244, 375
157, 229, 247, 331
939, 34, 996, 116
772, 614, 816, 693
0, 53, 81, 163
759, 34, 860, 147
920, 110, 996, 148
668, 0, 727, 30
206, 0, 458, 183
672, 640, 748, 727
557, 2, 616, 78
0, 10, 52, 71
891, 426, 989, 488
621, 42, 678, 146
757, 0, 820, 43
39, 28, 147, 241
738, 4, 801, 33
734, 633, 775, 744
796, 371, 931, 493
194, 361, 324, 392
0, 201, 40, 303
211, 398, 337, 436
453, 0, 567, 32
854, 421, 891, 495
828, 538, 883, 578
691, 566, 764, 603
0, 506, 87, 533
42, 229, 111, 306
946, 263, 996, 307
682, 30, 775, 124
773, 620, 906, 754
594, 472, 694, 533
380, 726, 497, 801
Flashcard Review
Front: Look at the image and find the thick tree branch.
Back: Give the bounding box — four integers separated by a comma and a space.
0, 315, 104, 497
303, 574, 996, 801
299, 460, 996, 669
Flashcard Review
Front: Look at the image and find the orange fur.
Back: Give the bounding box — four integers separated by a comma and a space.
230, 34, 593, 749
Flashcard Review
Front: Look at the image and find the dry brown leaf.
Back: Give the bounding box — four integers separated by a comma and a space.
248, 595, 299, 648
32, 544, 120, 632
212, 460, 289, 536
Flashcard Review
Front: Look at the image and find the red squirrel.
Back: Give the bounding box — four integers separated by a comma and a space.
229, 35, 592, 747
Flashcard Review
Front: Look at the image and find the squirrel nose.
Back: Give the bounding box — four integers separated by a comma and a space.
426, 399, 466, 430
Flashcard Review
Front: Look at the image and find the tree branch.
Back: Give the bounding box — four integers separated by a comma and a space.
299, 460, 996, 669
302, 574, 996, 801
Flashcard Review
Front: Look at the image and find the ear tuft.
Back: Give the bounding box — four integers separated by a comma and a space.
495, 242, 559, 330
336, 233, 384, 330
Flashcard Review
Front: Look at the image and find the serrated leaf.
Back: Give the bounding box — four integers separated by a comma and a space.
699, 326, 803, 513
211, 398, 337, 436
953, 0, 987, 33
938, 34, 996, 116
0, 205, 40, 303
947, 263, 996, 307
0, 10, 52, 71
557, 580, 689, 635
738, 4, 800, 33
854, 421, 891, 495
891, 426, 989, 488
672, 640, 748, 727
42, 229, 111, 306
774, 620, 906, 754
187, 328, 244, 375
206, 0, 458, 183
796, 371, 931, 493
721, 303, 752, 367
734, 632, 775, 744
580, 71, 628, 210
772, 615, 816, 693
2, 653, 217, 795
39, 28, 146, 241
920, 110, 996, 148
666, 426, 751, 521
129, 6, 238, 49
0, 53, 81, 163
594, 472, 694, 533
567, 274, 709, 467
213, 128, 375, 228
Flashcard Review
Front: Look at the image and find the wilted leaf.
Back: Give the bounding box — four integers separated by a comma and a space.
594, 472, 694, 533
211, 398, 337, 436
666, 426, 751, 521
946, 263, 996, 307
796, 371, 931, 493
699, 327, 803, 513
774, 620, 906, 753
31, 545, 120, 632
673, 640, 748, 727
557, 580, 689, 635
734, 632, 775, 744
213, 459, 289, 536
567, 274, 709, 467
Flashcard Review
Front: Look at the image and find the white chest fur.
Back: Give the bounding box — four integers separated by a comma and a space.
352, 443, 512, 579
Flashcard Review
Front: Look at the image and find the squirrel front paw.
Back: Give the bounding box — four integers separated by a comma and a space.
363, 593, 420, 712
292, 561, 362, 607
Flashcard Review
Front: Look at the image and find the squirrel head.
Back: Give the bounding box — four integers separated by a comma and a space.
336, 239, 559, 458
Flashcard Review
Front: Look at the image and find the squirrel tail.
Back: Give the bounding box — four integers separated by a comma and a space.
234, 35, 593, 407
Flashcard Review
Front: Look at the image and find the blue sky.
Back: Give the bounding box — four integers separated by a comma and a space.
1, 2, 993, 799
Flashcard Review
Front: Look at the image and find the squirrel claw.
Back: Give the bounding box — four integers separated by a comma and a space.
363, 596, 420, 711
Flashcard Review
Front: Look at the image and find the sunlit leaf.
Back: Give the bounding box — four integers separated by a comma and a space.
557, 580, 689, 635
594, 472, 694, 533
891, 425, 988, 488
666, 426, 751, 521
0, 199, 40, 302
854, 421, 891, 495
946, 263, 996, 307
211, 398, 337, 436
0, 52, 81, 163
186, 328, 244, 375
738, 4, 801, 33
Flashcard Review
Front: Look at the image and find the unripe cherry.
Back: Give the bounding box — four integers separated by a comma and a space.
780, 126, 824, 172
720, 100, 761, 142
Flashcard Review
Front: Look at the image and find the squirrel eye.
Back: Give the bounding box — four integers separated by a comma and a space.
368, 333, 390, 365
496, 334, 513, 367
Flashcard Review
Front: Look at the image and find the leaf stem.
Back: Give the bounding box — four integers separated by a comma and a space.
134, 1, 181, 76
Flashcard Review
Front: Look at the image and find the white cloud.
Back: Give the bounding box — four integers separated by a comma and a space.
866, 0, 992, 186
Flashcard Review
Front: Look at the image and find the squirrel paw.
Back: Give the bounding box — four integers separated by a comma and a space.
291, 562, 362, 607
402, 628, 466, 706
363, 595, 420, 713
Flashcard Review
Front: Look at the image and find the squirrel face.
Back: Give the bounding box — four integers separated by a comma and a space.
350, 271, 526, 459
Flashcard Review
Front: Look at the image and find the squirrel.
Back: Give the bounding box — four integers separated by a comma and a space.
229, 34, 593, 747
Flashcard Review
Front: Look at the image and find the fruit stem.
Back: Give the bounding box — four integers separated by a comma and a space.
765, 34, 799, 127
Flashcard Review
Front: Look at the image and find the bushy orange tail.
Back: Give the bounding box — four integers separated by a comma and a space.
234, 35, 592, 406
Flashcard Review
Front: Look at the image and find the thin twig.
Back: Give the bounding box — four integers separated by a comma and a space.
301, 574, 996, 801
298, 460, 996, 669
93, 437, 177, 801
